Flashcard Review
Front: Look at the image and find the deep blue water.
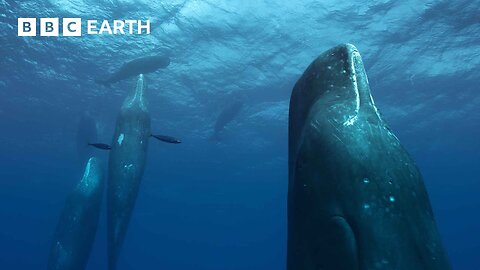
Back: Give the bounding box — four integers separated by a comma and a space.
0, 0, 479, 269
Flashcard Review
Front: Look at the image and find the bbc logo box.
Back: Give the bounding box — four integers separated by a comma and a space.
18, 18, 82, 37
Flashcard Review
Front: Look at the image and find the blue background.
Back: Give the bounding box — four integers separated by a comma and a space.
0, 0, 479, 269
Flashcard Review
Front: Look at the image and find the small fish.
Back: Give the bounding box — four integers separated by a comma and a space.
151, 134, 181, 144
88, 143, 112, 150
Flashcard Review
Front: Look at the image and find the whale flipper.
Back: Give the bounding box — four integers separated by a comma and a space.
287, 44, 451, 270
108, 74, 150, 270
48, 157, 104, 270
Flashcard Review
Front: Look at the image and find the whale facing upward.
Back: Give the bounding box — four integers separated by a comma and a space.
95, 55, 170, 86
48, 157, 104, 270
287, 44, 450, 270
211, 99, 244, 141
108, 74, 151, 270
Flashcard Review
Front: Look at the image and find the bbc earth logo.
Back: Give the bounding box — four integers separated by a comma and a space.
17, 18, 150, 36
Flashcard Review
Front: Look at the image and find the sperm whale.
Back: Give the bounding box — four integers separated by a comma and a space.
95, 55, 170, 86
48, 157, 104, 270
287, 44, 451, 270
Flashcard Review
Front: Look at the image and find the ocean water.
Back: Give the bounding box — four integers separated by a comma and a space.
0, 0, 479, 269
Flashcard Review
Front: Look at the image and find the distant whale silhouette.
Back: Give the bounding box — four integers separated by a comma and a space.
95, 55, 170, 86
211, 99, 244, 140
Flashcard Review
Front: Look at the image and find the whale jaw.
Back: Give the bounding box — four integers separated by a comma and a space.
122, 74, 148, 111
289, 44, 384, 174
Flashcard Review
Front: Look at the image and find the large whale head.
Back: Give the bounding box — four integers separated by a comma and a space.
287, 44, 450, 270
289, 44, 380, 163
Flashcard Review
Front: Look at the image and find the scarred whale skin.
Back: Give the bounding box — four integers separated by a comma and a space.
48, 157, 104, 270
287, 44, 450, 270
95, 55, 170, 86
107, 74, 150, 270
